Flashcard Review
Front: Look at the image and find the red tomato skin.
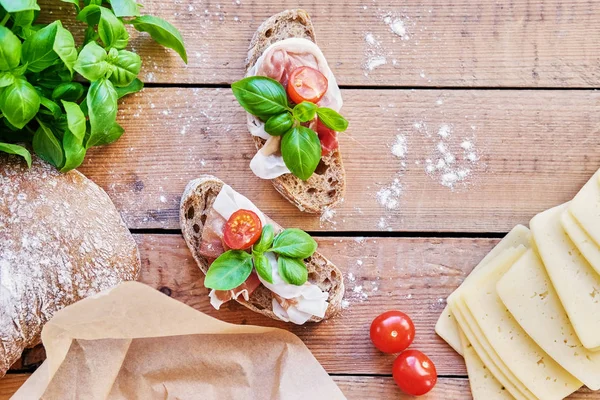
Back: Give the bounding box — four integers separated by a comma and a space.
393, 350, 437, 396
370, 311, 415, 354
223, 209, 262, 250
316, 119, 338, 155
287, 66, 328, 104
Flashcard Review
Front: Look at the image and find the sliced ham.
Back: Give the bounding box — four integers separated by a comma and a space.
209, 272, 262, 310
198, 207, 227, 260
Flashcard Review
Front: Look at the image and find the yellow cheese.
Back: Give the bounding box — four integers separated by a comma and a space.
531, 203, 600, 350
462, 247, 582, 400
497, 249, 600, 390
569, 169, 600, 248
435, 225, 531, 355
459, 330, 515, 400
562, 209, 600, 276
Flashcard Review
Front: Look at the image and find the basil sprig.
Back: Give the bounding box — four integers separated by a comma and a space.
231, 76, 349, 181
204, 225, 318, 290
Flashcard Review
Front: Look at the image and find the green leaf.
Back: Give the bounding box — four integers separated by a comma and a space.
231, 76, 289, 117
77, 4, 101, 25
60, 129, 86, 172
0, 26, 22, 71
264, 113, 293, 136
51, 82, 85, 102
253, 224, 275, 254
0, 72, 15, 88
107, 49, 141, 87
280, 126, 321, 180
91, 121, 123, 146
12, 10, 35, 29
293, 102, 318, 123
21, 21, 59, 73
62, 100, 86, 141
39, 97, 61, 118
74, 42, 109, 81
270, 228, 317, 259
204, 250, 253, 291
53, 21, 78, 75
316, 107, 348, 132
33, 120, 64, 167
108, 0, 139, 17
0, 0, 39, 12
253, 252, 273, 284
130, 15, 187, 63
0, 78, 40, 128
85, 78, 117, 148
277, 256, 308, 286
98, 7, 129, 49
61, 0, 80, 12
0, 142, 31, 167
114, 77, 143, 99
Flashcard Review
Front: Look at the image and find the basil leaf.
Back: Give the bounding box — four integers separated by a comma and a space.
85, 78, 117, 148
52, 82, 85, 102
204, 250, 253, 291
115, 77, 143, 99
264, 113, 293, 136
0, 72, 15, 88
253, 224, 274, 254
98, 7, 129, 49
316, 107, 348, 132
280, 126, 321, 180
0, 78, 40, 129
12, 9, 34, 29
253, 252, 273, 284
91, 121, 123, 146
277, 256, 308, 286
108, 0, 139, 17
270, 228, 317, 259
0, 0, 39, 12
39, 97, 61, 119
107, 49, 141, 87
231, 76, 288, 117
130, 15, 187, 63
21, 21, 60, 73
62, 100, 86, 141
33, 120, 64, 167
77, 4, 101, 25
53, 21, 78, 75
293, 102, 317, 123
74, 42, 109, 81
60, 129, 86, 172
0, 26, 22, 71
0, 142, 31, 167
61, 0, 80, 12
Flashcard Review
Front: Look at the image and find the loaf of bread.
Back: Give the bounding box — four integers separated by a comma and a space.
0, 154, 140, 377
246, 9, 346, 213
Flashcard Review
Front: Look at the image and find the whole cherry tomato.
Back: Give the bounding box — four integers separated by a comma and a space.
392, 350, 437, 396
370, 311, 415, 353
223, 209, 262, 250
287, 66, 328, 104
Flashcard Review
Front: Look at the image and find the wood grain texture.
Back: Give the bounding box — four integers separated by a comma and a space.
76, 88, 600, 232
40, 0, 600, 87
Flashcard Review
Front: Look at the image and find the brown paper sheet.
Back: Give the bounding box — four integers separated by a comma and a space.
12, 282, 346, 400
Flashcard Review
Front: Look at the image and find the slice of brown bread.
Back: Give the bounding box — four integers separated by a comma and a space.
245, 9, 346, 214
180, 175, 344, 322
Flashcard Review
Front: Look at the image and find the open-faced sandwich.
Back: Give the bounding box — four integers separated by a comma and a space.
180, 176, 345, 324
231, 9, 348, 213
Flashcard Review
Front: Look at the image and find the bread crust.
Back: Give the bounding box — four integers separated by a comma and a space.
180, 175, 344, 323
246, 9, 346, 213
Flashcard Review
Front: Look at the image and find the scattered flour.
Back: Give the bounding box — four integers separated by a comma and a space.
382, 14, 410, 40
376, 179, 403, 210
319, 206, 338, 229
363, 32, 387, 75
391, 134, 408, 157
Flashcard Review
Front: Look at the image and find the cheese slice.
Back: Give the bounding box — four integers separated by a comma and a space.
435, 225, 531, 355
497, 248, 600, 390
569, 169, 600, 248
562, 209, 600, 276
462, 248, 582, 400
459, 330, 515, 400
531, 203, 600, 350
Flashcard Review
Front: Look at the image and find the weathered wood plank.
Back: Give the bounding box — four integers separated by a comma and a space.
41, 0, 600, 87
77, 88, 600, 232
0, 374, 28, 400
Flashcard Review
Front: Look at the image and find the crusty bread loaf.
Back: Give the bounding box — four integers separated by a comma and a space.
0, 154, 140, 377
246, 9, 346, 214
180, 176, 344, 322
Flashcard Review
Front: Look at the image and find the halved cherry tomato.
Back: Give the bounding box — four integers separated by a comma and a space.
370, 310, 415, 353
287, 66, 328, 104
392, 350, 437, 396
317, 119, 339, 155
223, 209, 262, 250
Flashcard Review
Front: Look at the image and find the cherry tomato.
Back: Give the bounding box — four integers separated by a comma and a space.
317, 119, 338, 155
223, 209, 262, 250
392, 350, 437, 396
287, 66, 328, 104
370, 311, 415, 353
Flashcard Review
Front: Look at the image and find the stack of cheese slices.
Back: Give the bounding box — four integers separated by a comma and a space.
435, 169, 600, 400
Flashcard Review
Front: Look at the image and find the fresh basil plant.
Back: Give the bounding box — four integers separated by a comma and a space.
0, 0, 187, 170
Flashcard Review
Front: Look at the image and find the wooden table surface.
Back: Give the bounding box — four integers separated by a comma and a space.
3, 0, 600, 399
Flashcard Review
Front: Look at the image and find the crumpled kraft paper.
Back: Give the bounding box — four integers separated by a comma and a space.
12, 281, 346, 400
